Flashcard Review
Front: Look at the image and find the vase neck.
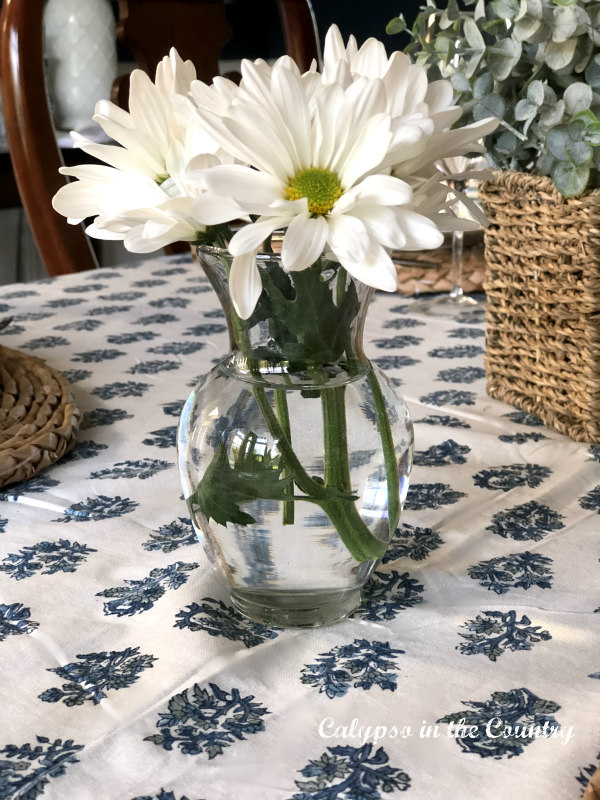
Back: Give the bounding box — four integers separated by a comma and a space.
197, 246, 373, 385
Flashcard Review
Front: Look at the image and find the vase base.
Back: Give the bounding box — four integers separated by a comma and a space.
230, 587, 362, 628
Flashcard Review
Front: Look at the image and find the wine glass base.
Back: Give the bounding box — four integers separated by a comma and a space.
410, 293, 480, 318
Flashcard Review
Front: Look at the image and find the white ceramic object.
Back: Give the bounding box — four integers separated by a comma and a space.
43, 0, 117, 131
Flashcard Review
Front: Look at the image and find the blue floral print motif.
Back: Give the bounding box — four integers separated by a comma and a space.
438, 688, 561, 759
498, 432, 548, 444
92, 381, 151, 399
382, 316, 424, 329
0, 540, 97, 580
580, 486, 600, 514
144, 681, 269, 759
371, 355, 420, 370
97, 562, 199, 616
457, 610, 551, 661
99, 291, 145, 301
39, 646, 156, 706
382, 524, 443, 563
80, 408, 134, 429
589, 445, 600, 463
149, 296, 190, 308
300, 639, 404, 698
0, 736, 84, 799
428, 345, 484, 359
90, 459, 172, 480
107, 331, 158, 344
288, 744, 411, 799
64, 283, 106, 293
134, 313, 179, 325
420, 389, 476, 407
174, 598, 279, 648
128, 360, 181, 375
372, 334, 422, 349
413, 439, 470, 467
416, 414, 471, 429
86, 304, 133, 316
354, 570, 424, 621
576, 755, 600, 795
60, 368, 92, 383
0, 603, 39, 640
23, 335, 70, 350
162, 400, 185, 417
71, 349, 125, 363
182, 323, 228, 336
467, 551, 554, 594
143, 426, 177, 449
455, 307, 485, 324
147, 341, 206, 355
153, 265, 189, 273
389, 303, 410, 314
63, 440, 109, 461
54, 319, 104, 331
44, 297, 86, 307
204, 308, 225, 318
56, 496, 139, 523
448, 326, 485, 339
486, 501, 565, 540
132, 279, 168, 288
0, 474, 59, 499
588, 672, 600, 679
1, 289, 37, 298
474, 464, 551, 491
503, 410, 544, 427
142, 518, 196, 553
436, 366, 485, 383
403, 483, 466, 511
0, 517, 7, 533
131, 791, 194, 800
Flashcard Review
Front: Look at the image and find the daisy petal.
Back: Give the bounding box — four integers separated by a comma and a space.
230, 251, 263, 318
339, 242, 398, 292
281, 213, 328, 271
326, 214, 370, 262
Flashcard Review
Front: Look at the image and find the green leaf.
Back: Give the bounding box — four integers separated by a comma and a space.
546, 125, 569, 160
544, 38, 577, 70
513, 15, 542, 41
552, 161, 590, 196
552, 6, 578, 42
566, 138, 593, 164
585, 53, 600, 89
515, 99, 539, 120
563, 82, 593, 114
487, 39, 522, 80
527, 80, 545, 105
473, 72, 493, 99
539, 99, 565, 129
493, 0, 521, 18
451, 72, 471, 92
190, 442, 293, 527
464, 17, 486, 50
386, 16, 407, 35
474, 94, 506, 121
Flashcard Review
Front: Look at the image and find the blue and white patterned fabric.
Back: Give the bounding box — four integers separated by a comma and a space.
0, 255, 597, 800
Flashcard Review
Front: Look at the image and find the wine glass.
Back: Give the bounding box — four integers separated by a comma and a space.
409, 157, 487, 318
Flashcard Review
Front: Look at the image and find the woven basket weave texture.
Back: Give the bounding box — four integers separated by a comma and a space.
0, 346, 81, 486
479, 170, 600, 443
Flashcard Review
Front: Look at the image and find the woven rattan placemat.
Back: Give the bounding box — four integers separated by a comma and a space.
0, 345, 80, 487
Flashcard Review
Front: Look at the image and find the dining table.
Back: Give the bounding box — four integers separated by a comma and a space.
0, 251, 597, 800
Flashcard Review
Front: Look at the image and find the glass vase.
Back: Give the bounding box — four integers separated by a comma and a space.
177, 245, 414, 627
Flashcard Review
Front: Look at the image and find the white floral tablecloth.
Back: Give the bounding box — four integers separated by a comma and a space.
0, 254, 597, 800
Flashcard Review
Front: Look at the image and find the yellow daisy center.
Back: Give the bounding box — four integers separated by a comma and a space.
286, 167, 342, 215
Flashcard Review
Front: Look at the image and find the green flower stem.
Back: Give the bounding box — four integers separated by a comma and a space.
367, 368, 400, 534
253, 383, 385, 562
274, 388, 295, 525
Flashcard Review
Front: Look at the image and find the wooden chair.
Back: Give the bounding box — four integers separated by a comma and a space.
0, 0, 320, 277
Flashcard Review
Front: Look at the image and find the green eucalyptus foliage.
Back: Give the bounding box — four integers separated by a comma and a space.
388, 0, 600, 196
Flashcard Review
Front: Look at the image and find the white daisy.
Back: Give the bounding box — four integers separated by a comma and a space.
53, 49, 240, 252
192, 60, 446, 318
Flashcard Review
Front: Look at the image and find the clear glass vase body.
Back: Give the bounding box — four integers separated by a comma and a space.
177, 246, 414, 627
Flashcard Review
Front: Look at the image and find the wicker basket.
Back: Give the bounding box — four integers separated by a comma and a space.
479, 170, 600, 443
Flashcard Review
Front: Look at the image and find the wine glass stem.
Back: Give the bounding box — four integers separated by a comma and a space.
449, 228, 464, 300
